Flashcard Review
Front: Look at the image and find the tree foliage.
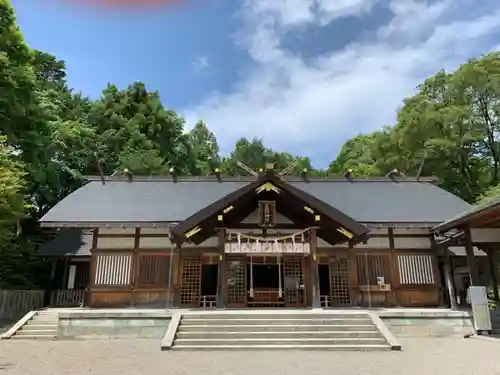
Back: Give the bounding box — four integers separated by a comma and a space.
4, 1, 500, 287
330, 53, 500, 203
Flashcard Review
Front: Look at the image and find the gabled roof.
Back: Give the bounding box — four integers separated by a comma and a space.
169, 171, 369, 245
39, 175, 471, 228
432, 197, 500, 234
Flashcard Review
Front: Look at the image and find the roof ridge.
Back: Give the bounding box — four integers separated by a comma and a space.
84, 175, 438, 183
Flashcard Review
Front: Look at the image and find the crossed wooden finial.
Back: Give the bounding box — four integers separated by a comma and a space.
236, 160, 299, 178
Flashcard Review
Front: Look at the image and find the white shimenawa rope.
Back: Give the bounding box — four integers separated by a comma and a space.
249, 253, 254, 298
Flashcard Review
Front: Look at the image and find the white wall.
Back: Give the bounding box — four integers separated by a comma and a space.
95, 226, 433, 251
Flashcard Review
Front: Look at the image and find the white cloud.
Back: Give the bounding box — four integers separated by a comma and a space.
192, 55, 209, 74
182, 0, 500, 165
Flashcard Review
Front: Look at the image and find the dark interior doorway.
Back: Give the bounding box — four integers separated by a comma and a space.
318, 264, 330, 296
201, 264, 218, 296
248, 264, 281, 288
247, 263, 283, 307
436, 259, 450, 307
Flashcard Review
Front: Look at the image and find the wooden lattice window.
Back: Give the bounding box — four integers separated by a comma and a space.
137, 254, 171, 287
355, 253, 391, 285
258, 201, 276, 227
94, 253, 132, 286
397, 254, 435, 285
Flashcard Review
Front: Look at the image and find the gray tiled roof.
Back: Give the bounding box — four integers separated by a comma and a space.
38, 230, 92, 256
432, 197, 500, 233
39, 177, 471, 226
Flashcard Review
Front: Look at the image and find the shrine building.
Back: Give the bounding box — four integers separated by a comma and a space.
38, 166, 495, 309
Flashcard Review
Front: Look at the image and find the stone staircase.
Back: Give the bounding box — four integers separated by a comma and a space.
10, 309, 58, 340
170, 311, 397, 351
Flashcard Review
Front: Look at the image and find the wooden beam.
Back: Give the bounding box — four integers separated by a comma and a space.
92, 228, 99, 249
98, 233, 170, 238
464, 225, 481, 285
388, 228, 395, 249
310, 228, 321, 308
233, 223, 301, 229
443, 248, 458, 309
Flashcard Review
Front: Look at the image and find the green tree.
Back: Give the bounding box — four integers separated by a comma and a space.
328, 133, 383, 177
187, 120, 221, 175
329, 54, 500, 202
89, 83, 194, 175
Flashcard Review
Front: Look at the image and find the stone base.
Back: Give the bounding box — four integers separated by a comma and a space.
377, 309, 473, 338
56, 308, 474, 340
58, 310, 171, 339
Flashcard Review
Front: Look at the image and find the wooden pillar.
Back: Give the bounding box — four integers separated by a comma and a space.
62, 257, 70, 289
130, 228, 140, 307
167, 244, 175, 307
443, 248, 458, 309
216, 228, 227, 308
44, 259, 57, 306
174, 242, 182, 307
310, 228, 321, 308
87, 229, 99, 307
464, 225, 481, 285
486, 246, 500, 302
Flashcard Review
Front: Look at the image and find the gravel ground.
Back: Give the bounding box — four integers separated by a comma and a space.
1, 338, 500, 375
0, 321, 14, 334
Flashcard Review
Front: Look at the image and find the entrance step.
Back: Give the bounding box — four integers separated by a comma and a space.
178, 324, 378, 332
180, 318, 372, 326
176, 330, 382, 339
182, 313, 369, 320
175, 337, 386, 346
168, 311, 400, 351
171, 344, 391, 351
9, 309, 59, 340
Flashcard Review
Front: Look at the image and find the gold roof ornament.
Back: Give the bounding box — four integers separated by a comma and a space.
255, 182, 281, 194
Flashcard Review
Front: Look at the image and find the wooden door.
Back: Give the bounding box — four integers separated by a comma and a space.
283, 256, 306, 307
329, 254, 352, 306
179, 255, 201, 307
226, 255, 247, 307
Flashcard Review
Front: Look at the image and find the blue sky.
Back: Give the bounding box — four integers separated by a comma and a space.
11, 0, 500, 168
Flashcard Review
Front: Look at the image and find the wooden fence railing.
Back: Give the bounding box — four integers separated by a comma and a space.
0, 290, 45, 321
50, 289, 86, 307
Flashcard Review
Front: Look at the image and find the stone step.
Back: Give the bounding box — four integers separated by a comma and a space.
33, 318, 58, 322
176, 331, 383, 339
16, 329, 57, 336
178, 324, 377, 332
26, 321, 57, 326
180, 318, 372, 326
174, 337, 386, 346
182, 313, 370, 320
22, 324, 57, 329
171, 344, 391, 351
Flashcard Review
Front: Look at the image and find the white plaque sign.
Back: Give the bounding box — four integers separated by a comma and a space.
224, 242, 310, 254
469, 286, 492, 332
